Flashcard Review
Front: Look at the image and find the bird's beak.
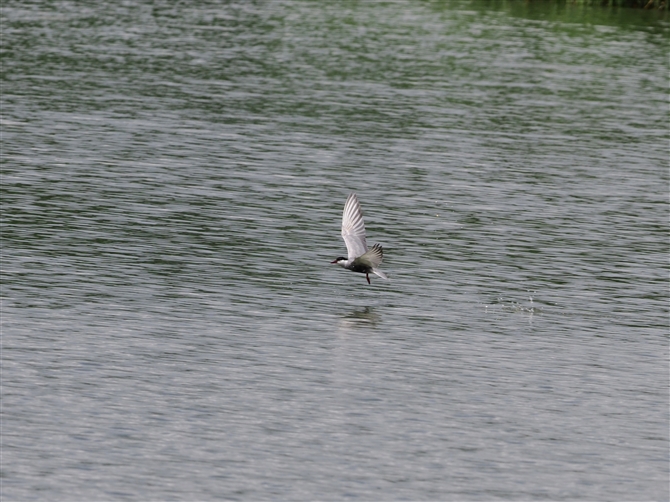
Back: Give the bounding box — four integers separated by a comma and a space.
330, 260, 338, 264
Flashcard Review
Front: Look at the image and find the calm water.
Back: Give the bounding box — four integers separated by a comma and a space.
2, 1, 668, 500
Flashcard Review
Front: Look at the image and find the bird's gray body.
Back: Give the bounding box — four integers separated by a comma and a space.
332, 193, 388, 284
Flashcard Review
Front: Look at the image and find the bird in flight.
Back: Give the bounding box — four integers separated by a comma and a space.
331, 193, 388, 284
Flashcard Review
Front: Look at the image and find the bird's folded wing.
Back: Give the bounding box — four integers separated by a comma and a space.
341, 193, 368, 259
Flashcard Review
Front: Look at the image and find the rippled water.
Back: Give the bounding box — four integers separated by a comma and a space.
3, 1, 668, 500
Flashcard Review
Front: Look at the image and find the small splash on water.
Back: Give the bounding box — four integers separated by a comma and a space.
483, 291, 544, 320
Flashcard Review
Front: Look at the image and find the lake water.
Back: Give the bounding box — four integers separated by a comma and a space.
2, 1, 668, 500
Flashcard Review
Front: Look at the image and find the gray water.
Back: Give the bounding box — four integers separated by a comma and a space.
2, 1, 668, 500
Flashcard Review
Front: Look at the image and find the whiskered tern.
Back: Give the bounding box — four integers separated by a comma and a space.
331, 193, 388, 284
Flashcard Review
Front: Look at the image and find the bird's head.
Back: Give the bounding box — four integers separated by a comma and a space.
331, 257, 347, 266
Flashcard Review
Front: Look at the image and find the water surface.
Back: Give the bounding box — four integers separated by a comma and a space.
3, 1, 668, 500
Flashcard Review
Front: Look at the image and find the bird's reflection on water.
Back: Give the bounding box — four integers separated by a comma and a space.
338, 306, 380, 329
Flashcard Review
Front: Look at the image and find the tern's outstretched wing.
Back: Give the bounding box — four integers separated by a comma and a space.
356, 243, 384, 269
341, 192, 368, 259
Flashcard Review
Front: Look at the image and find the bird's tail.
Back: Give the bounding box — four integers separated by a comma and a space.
372, 268, 388, 280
